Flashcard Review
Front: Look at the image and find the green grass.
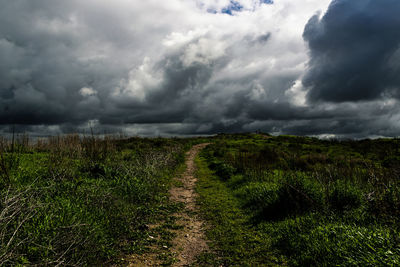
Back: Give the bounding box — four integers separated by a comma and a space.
196, 133, 400, 266
195, 156, 284, 266
0, 135, 203, 266
2, 133, 400, 266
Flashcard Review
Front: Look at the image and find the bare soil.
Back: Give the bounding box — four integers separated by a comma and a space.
168, 143, 210, 266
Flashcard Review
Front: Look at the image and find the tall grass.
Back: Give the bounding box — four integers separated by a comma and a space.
0, 134, 188, 266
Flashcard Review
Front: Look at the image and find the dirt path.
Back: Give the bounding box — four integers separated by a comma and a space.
168, 143, 210, 266
127, 143, 210, 267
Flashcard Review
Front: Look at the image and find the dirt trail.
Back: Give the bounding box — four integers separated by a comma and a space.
168, 143, 210, 266
128, 143, 210, 267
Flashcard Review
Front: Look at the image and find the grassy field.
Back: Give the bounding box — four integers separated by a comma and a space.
196, 133, 400, 266
0, 134, 208, 266
1, 133, 399, 266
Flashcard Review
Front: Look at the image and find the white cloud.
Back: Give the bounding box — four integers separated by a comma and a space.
112, 57, 162, 102
80, 87, 97, 97
285, 79, 307, 107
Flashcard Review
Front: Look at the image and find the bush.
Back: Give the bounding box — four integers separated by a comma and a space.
235, 182, 280, 211
209, 160, 236, 181
279, 174, 324, 214
235, 174, 324, 220
329, 181, 364, 211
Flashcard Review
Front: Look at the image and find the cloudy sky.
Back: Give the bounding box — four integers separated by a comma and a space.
1, 0, 400, 137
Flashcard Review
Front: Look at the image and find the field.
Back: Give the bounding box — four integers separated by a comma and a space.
0, 135, 204, 266
197, 134, 400, 266
0, 133, 399, 266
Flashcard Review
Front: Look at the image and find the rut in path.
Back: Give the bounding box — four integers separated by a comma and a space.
128, 143, 210, 267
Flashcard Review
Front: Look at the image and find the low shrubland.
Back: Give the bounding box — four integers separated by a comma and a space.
0, 134, 196, 266
197, 133, 400, 266
2, 132, 399, 266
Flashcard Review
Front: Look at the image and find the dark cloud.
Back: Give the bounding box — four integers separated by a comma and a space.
0, 0, 145, 127
303, 0, 400, 102
1, 0, 400, 138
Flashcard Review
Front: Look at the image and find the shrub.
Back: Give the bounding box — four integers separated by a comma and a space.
279, 174, 324, 214
209, 160, 236, 181
226, 174, 247, 189
235, 174, 324, 220
235, 182, 280, 211
329, 181, 364, 211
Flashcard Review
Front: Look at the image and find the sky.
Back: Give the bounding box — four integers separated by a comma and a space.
1, 0, 400, 138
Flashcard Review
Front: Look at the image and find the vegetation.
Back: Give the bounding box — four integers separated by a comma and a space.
197, 133, 400, 266
0, 134, 202, 266
1, 132, 399, 266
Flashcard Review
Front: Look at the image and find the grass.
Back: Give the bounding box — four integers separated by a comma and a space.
196, 133, 400, 266
2, 132, 400, 266
195, 156, 283, 266
0, 134, 203, 266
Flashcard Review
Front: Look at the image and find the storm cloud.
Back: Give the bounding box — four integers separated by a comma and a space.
303, 0, 400, 102
1, 0, 400, 138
